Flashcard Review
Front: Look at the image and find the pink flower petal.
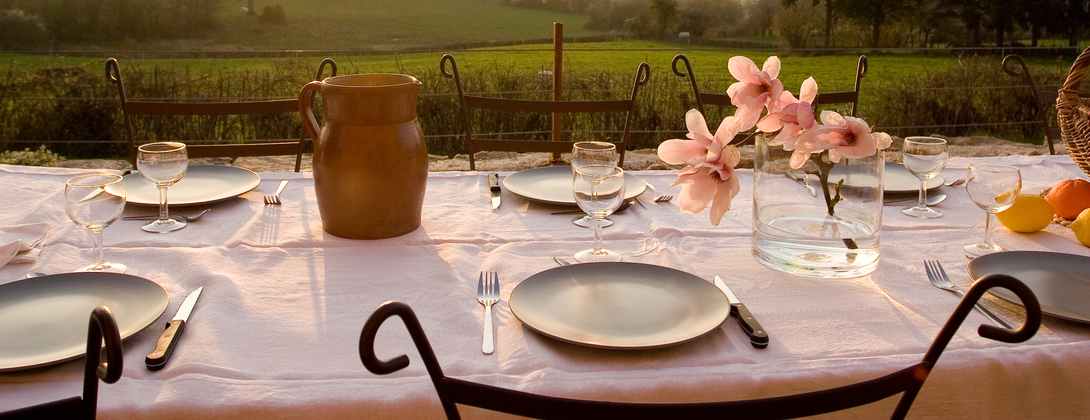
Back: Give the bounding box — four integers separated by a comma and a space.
657, 139, 707, 165
796, 103, 816, 129
714, 116, 741, 144
789, 150, 813, 169
728, 56, 760, 84
820, 110, 845, 126
762, 56, 781, 80
685, 109, 713, 143
677, 170, 717, 213
799, 77, 818, 104
757, 113, 784, 133
874, 132, 893, 150
708, 175, 741, 226
734, 105, 762, 132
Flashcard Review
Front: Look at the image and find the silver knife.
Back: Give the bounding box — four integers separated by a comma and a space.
488, 173, 501, 210
714, 276, 769, 348
146, 287, 203, 370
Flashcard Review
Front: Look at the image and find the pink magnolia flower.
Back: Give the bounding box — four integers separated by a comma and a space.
789, 110, 893, 169
757, 77, 818, 151
657, 109, 743, 225
727, 56, 784, 131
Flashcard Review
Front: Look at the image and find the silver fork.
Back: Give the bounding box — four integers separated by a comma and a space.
264, 180, 288, 206
477, 272, 500, 355
654, 194, 674, 203
923, 259, 1012, 329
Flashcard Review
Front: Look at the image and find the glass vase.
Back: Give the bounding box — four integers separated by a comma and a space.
752, 136, 884, 278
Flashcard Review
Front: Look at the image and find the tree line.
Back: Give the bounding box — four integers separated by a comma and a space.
0, 0, 224, 45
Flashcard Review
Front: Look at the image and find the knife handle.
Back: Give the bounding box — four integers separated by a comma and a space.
733, 304, 769, 348
145, 320, 185, 371
488, 174, 501, 191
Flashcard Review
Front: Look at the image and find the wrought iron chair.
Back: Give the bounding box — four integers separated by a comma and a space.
0, 307, 123, 420
105, 57, 338, 172
360, 273, 1040, 419
671, 54, 868, 146
1003, 54, 1060, 155
440, 54, 651, 170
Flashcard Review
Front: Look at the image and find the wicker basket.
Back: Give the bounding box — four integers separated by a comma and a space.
1058, 47, 1090, 176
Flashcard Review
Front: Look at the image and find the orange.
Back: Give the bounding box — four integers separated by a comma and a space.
1045, 179, 1090, 220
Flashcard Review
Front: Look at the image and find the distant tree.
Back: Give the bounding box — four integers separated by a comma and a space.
248, 0, 255, 15
649, 0, 677, 37
1016, 0, 1063, 46
1066, 0, 1089, 46
983, 0, 1013, 46
782, 0, 836, 47
951, 0, 984, 46
840, 0, 909, 47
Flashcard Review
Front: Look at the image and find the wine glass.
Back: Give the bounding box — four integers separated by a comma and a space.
964, 164, 1022, 258
65, 173, 127, 273
901, 136, 948, 219
136, 142, 188, 233
571, 141, 619, 229
573, 165, 626, 262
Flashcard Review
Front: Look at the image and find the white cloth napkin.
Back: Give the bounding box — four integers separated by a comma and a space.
0, 223, 50, 268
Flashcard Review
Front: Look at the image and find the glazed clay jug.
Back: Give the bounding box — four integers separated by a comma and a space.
299, 74, 427, 239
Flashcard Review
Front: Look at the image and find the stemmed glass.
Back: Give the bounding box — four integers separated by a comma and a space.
573, 165, 626, 262
65, 174, 127, 273
571, 141, 619, 228
964, 164, 1022, 258
901, 136, 948, 219
137, 142, 188, 233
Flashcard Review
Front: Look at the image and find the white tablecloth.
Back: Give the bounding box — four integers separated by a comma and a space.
1, 155, 1089, 419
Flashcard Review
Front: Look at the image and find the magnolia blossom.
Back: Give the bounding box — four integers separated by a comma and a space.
757, 77, 818, 151
790, 110, 893, 169
726, 56, 784, 131
657, 110, 743, 225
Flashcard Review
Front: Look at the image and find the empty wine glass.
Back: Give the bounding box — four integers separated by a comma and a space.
65, 173, 127, 273
901, 136, 948, 219
137, 142, 188, 233
964, 164, 1021, 258
573, 165, 626, 262
571, 141, 619, 229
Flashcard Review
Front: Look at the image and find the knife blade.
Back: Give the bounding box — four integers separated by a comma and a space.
714, 276, 769, 348
488, 173, 501, 210
146, 286, 203, 371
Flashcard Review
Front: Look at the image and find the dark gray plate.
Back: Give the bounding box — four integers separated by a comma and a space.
502, 166, 648, 206
509, 262, 730, 350
968, 251, 1090, 324
0, 272, 168, 372
111, 165, 260, 207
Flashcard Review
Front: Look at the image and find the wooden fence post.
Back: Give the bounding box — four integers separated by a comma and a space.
552, 22, 563, 162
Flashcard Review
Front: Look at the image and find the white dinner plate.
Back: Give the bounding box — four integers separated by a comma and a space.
509, 262, 731, 350
829, 162, 943, 194
968, 251, 1090, 324
501, 166, 648, 206
0, 272, 168, 372
111, 165, 261, 207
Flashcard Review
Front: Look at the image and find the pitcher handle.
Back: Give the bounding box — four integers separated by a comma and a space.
299, 81, 323, 146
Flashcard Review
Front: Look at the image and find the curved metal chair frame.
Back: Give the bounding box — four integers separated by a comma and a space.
360, 274, 1040, 420
1003, 54, 1059, 155
671, 54, 867, 146
441, 53, 651, 170
106, 57, 338, 172
0, 307, 123, 420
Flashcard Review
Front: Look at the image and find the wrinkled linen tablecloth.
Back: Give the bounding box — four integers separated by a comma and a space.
1, 155, 1089, 419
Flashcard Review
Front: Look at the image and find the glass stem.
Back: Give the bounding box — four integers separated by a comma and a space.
91, 228, 105, 268
158, 184, 169, 222
918, 180, 927, 208
592, 217, 604, 254
983, 213, 993, 247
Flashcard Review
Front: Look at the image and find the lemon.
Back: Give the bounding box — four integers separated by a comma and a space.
996, 194, 1055, 233
1073, 208, 1090, 247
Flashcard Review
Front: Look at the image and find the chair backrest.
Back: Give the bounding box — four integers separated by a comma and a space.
105, 57, 338, 172
440, 53, 651, 170
1003, 54, 1059, 155
359, 273, 1040, 420
0, 307, 123, 420
672, 54, 867, 146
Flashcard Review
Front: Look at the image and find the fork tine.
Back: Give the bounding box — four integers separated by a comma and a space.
477, 272, 484, 298
492, 272, 500, 298
935, 260, 950, 283
923, 259, 935, 281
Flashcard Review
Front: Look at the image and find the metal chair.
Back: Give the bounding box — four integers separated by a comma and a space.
0, 307, 123, 420
1003, 54, 1060, 155
440, 53, 651, 170
360, 273, 1040, 420
671, 54, 868, 145
106, 57, 338, 172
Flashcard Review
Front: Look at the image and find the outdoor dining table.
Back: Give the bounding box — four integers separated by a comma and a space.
1, 154, 1089, 419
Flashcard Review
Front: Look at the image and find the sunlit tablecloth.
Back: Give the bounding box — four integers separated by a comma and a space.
1, 155, 1089, 419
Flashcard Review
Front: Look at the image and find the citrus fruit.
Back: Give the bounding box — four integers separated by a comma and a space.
1073, 208, 1090, 247
1045, 179, 1090, 220
997, 194, 1055, 233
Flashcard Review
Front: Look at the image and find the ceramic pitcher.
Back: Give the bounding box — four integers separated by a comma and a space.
299, 74, 427, 239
